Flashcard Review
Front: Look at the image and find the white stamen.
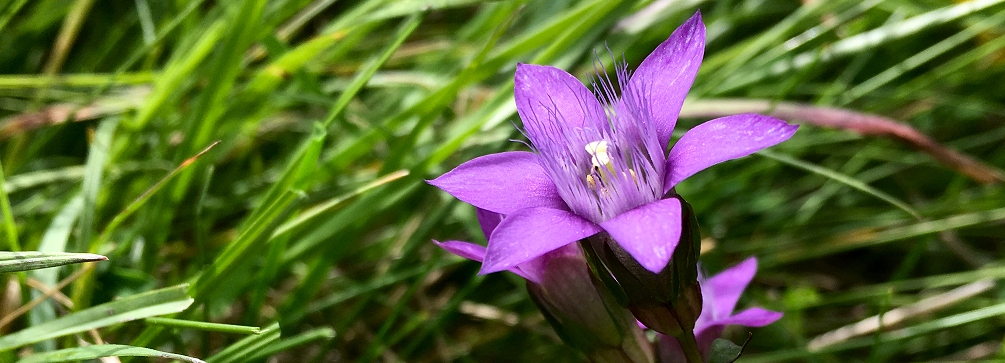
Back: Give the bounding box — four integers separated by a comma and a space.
585, 140, 611, 169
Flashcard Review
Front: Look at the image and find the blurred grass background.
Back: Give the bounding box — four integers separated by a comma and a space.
1, 0, 1004, 362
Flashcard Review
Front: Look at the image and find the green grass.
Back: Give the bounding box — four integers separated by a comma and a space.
1, 0, 1004, 362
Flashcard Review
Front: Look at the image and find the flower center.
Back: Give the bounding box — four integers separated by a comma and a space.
522, 61, 668, 224
585, 139, 639, 193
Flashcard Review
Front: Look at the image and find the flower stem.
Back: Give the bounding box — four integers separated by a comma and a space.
677, 329, 704, 363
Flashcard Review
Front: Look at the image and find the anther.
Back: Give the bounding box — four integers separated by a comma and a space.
585, 140, 611, 170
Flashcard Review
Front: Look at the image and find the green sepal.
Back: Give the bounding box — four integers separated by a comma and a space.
709, 336, 751, 363
580, 194, 704, 336
581, 239, 630, 307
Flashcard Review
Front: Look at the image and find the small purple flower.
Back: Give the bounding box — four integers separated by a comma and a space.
430, 11, 797, 274
658, 257, 783, 362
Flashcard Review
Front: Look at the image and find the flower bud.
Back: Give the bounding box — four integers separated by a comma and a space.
583, 195, 703, 336
526, 244, 654, 363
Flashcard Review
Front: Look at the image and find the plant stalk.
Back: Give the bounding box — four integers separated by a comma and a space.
677, 329, 704, 363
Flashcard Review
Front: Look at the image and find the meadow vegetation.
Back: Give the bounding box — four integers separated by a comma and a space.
1, 0, 1004, 362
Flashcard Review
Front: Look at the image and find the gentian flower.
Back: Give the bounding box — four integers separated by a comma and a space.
429, 11, 797, 277
437, 209, 655, 363
657, 258, 783, 362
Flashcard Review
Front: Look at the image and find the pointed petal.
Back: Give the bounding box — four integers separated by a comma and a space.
480, 207, 600, 274
665, 114, 798, 191
475, 208, 503, 237
515, 63, 606, 146
719, 307, 783, 327
599, 198, 682, 273
628, 11, 705, 148
692, 308, 782, 353
428, 151, 566, 214
434, 240, 537, 281
434, 240, 487, 262
705, 257, 758, 317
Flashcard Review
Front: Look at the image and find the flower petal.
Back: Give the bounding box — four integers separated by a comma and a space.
480, 207, 601, 274
515, 243, 584, 285
514, 63, 606, 146
598, 198, 682, 273
665, 114, 798, 191
718, 307, 783, 327
435, 240, 536, 282
475, 208, 503, 237
428, 151, 566, 214
692, 308, 783, 355
705, 257, 758, 317
628, 11, 705, 148
434, 240, 487, 262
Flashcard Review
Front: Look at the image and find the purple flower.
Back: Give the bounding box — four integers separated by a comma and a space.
429, 11, 797, 275
658, 257, 783, 362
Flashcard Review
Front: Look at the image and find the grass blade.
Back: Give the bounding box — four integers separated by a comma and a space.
18, 344, 205, 363
0, 163, 18, 252
757, 149, 922, 219
0, 284, 193, 352
0, 251, 106, 273
144, 317, 261, 335
205, 322, 280, 363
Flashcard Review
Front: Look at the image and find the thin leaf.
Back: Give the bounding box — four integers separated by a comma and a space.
29, 195, 85, 350
144, 317, 261, 335
0, 284, 193, 352
245, 327, 335, 361
18, 344, 205, 363
0, 159, 19, 251
745, 301, 1005, 362
767, 206, 1005, 265
757, 149, 922, 219
0, 251, 106, 273
205, 323, 280, 363
319, 13, 424, 129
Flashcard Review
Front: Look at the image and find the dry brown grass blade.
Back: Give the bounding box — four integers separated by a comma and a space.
0, 87, 149, 140
0, 104, 104, 139
43, 0, 96, 75
681, 99, 1005, 184
806, 279, 995, 351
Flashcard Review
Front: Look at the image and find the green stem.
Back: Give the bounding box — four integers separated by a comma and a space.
677, 329, 704, 363
0, 159, 20, 252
